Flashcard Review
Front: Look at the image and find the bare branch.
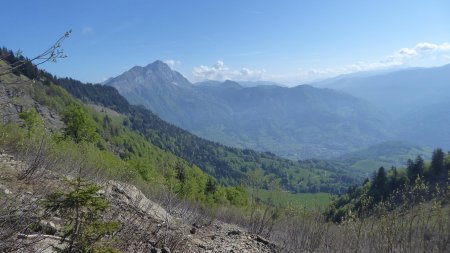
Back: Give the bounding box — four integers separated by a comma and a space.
0, 30, 71, 77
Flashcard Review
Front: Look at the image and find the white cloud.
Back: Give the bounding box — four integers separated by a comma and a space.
384, 42, 450, 65
191, 42, 450, 84
192, 61, 265, 81
415, 42, 450, 51
81, 26, 94, 35
164, 60, 181, 68
292, 42, 450, 83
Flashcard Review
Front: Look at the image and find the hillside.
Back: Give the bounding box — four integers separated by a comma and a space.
334, 141, 433, 175
105, 61, 390, 159
327, 148, 450, 222
0, 49, 360, 195
58, 77, 359, 193
0, 54, 248, 209
0, 51, 282, 252
0, 153, 277, 252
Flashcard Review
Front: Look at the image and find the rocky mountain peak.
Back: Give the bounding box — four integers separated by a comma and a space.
105, 60, 192, 93
145, 60, 172, 72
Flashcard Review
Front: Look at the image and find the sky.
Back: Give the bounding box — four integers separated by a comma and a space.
1, 0, 450, 85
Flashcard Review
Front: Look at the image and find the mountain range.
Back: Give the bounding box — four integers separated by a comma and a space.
105, 61, 391, 159
316, 64, 450, 114
106, 61, 450, 158
317, 64, 450, 150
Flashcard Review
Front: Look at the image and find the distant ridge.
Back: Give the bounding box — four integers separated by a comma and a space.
316, 64, 450, 150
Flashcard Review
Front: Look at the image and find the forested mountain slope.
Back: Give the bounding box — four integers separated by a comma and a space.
0, 51, 245, 207
59, 77, 360, 193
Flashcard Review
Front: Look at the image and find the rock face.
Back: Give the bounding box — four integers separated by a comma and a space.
0, 61, 64, 130
105, 181, 170, 222
0, 154, 277, 253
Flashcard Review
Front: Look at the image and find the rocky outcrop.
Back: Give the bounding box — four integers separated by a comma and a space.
105, 180, 170, 222
0, 68, 63, 129
0, 153, 277, 253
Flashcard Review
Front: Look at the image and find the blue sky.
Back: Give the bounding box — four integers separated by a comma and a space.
2, 0, 450, 85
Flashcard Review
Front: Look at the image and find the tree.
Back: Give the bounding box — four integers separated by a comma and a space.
387, 167, 399, 193
205, 177, 217, 194
62, 103, 99, 143
19, 107, 44, 136
369, 167, 387, 202
430, 148, 445, 182
407, 156, 424, 183
43, 177, 119, 252
175, 163, 186, 183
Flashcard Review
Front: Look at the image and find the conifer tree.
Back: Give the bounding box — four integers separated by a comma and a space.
430, 148, 445, 182
43, 177, 119, 252
407, 156, 424, 183
205, 177, 217, 194
370, 167, 387, 202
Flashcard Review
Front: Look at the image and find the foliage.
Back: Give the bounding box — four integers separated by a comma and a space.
18, 107, 44, 136
271, 183, 450, 252
62, 103, 100, 143
327, 150, 450, 222
43, 177, 119, 252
